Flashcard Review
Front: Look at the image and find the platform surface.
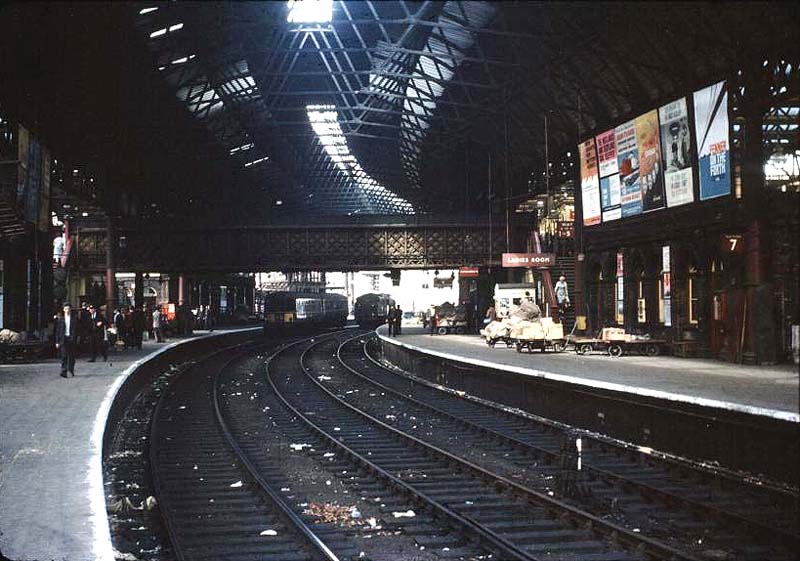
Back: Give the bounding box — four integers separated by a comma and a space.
0, 329, 252, 561
379, 326, 799, 420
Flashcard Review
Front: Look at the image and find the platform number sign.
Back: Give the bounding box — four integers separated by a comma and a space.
722, 234, 744, 254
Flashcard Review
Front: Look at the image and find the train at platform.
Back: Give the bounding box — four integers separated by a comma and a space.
262, 291, 348, 330
354, 293, 394, 328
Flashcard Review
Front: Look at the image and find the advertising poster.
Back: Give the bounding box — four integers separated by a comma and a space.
579, 138, 601, 226
600, 174, 621, 209
595, 129, 618, 177
635, 110, 666, 212
659, 97, 694, 207
603, 206, 622, 222
615, 120, 642, 217
693, 81, 731, 200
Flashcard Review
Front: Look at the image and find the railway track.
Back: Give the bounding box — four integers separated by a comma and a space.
149, 340, 347, 561
137, 330, 797, 560
271, 331, 700, 561
325, 332, 799, 560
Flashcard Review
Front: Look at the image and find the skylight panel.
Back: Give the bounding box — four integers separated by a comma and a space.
244, 156, 269, 168
287, 0, 333, 23
230, 143, 254, 155
139, 7, 158, 15
150, 28, 167, 38
305, 105, 414, 214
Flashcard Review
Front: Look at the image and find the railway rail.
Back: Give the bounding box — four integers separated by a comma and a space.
148, 340, 346, 561
274, 331, 698, 561
330, 333, 799, 560
113, 330, 797, 560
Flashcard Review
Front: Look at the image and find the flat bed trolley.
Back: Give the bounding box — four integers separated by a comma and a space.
573, 328, 665, 358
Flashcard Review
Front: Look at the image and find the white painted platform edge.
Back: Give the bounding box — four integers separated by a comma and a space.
90, 327, 261, 560
377, 332, 800, 424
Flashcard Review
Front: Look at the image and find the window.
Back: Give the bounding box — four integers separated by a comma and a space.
658, 277, 666, 323
615, 277, 624, 324
637, 276, 646, 323
688, 267, 699, 324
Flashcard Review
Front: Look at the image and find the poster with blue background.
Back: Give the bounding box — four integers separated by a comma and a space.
693, 81, 731, 200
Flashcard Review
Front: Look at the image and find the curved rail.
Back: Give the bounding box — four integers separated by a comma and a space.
149, 339, 341, 561
272, 332, 699, 561
350, 334, 800, 551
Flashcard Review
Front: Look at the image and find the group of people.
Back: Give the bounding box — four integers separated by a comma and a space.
54, 302, 162, 378
54, 300, 218, 379
386, 305, 404, 337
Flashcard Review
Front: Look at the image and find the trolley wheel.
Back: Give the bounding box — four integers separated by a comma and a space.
488, 339, 497, 348
608, 343, 623, 357
515, 342, 523, 353
455, 326, 465, 335
438, 326, 449, 336
646, 343, 660, 357
576, 343, 591, 355
552, 341, 565, 353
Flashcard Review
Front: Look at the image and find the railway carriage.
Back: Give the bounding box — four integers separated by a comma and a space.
263, 291, 348, 331
354, 293, 394, 328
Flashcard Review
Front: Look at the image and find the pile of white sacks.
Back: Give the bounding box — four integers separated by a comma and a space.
480, 301, 564, 343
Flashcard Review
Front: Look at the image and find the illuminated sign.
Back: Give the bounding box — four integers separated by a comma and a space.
502, 253, 556, 268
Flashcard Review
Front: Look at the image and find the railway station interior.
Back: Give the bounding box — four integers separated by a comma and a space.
0, 2, 798, 560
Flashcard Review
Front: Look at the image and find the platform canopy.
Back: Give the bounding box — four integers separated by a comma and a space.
1, 2, 796, 224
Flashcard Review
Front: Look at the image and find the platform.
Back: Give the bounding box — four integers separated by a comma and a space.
0, 328, 256, 561
378, 327, 799, 421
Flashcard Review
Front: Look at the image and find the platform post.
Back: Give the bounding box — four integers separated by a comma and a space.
105, 216, 117, 323
134, 272, 144, 308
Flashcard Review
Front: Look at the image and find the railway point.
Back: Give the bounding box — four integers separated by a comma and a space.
0, 1, 798, 560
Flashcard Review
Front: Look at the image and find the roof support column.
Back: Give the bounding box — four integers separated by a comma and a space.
105, 216, 117, 323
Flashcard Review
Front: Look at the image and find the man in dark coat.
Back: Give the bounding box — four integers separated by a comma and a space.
395, 305, 403, 335
87, 304, 107, 362
386, 305, 397, 336
131, 306, 145, 350
55, 303, 80, 377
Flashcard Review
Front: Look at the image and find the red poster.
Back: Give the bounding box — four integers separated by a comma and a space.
595, 129, 618, 178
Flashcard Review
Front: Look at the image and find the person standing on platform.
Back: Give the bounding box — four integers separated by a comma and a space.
152, 306, 164, 342
87, 305, 107, 362
132, 305, 145, 350
395, 305, 403, 336
387, 305, 397, 337
113, 308, 126, 349
78, 302, 92, 356
555, 275, 570, 323
430, 310, 439, 335
55, 303, 79, 378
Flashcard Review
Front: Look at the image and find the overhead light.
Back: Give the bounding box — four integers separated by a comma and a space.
275, 200, 283, 206
81, 212, 89, 217
286, 0, 333, 23
171, 57, 188, 65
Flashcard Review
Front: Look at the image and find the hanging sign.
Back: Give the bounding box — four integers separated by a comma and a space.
458, 267, 480, 278
502, 253, 556, 268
